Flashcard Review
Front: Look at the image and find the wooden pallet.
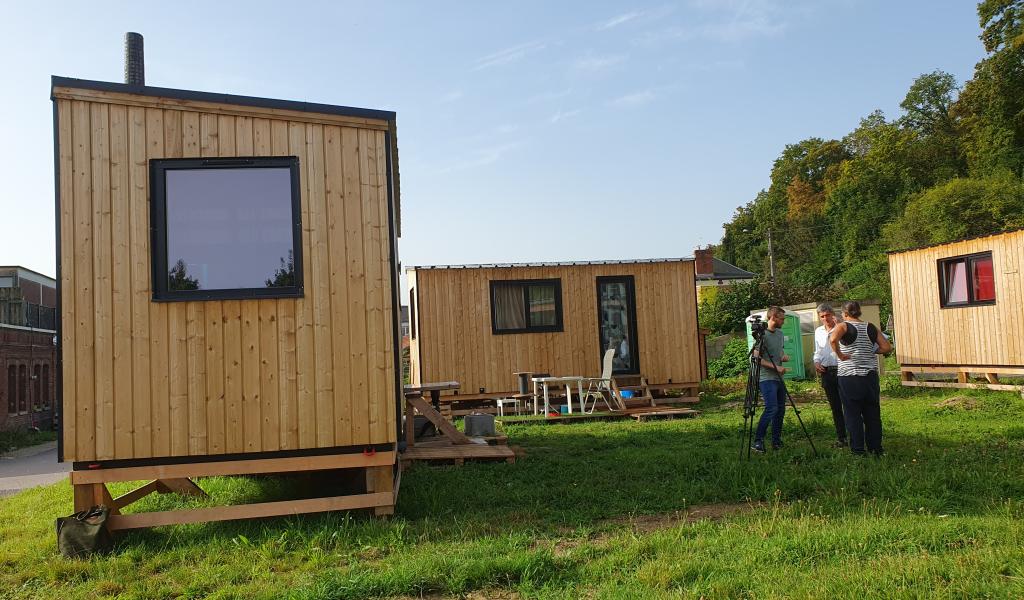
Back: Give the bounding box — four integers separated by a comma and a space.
499, 404, 701, 425
401, 440, 515, 466
630, 408, 700, 421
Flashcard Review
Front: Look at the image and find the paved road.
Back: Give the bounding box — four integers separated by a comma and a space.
0, 442, 70, 497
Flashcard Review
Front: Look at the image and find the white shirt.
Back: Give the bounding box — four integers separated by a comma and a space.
813, 324, 838, 368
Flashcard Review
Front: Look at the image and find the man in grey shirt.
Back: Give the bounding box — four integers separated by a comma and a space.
752, 306, 790, 453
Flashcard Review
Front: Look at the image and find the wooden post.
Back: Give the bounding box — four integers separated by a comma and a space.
957, 372, 969, 384
365, 465, 394, 516
405, 397, 417, 448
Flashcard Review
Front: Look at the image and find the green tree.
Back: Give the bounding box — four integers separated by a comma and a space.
168, 259, 200, 291
884, 170, 1024, 250
266, 251, 296, 288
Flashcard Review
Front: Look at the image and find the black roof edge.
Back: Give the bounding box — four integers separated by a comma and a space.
50, 76, 397, 122
406, 257, 695, 270
886, 225, 1024, 255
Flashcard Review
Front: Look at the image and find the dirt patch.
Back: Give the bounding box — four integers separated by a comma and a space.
933, 396, 980, 410
609, 501, 758, 533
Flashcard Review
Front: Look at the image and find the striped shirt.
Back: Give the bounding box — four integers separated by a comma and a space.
838, 321, 878, 376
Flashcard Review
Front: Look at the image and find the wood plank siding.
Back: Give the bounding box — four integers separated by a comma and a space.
408, 261, 702, 394
888, 229, 1024, 368
55, 86, 399, 462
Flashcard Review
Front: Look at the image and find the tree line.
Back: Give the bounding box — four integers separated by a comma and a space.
703, 1, 1024, 335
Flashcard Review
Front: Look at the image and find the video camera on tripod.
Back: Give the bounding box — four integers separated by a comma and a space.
747, 314, 768, 340
739, 312, 818, 458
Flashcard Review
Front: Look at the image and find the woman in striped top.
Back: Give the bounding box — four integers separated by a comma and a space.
828, 301, 892, 455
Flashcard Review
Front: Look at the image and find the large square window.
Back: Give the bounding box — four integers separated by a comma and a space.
490, 279, 563, 334
150, 157, 303, 301
938, 252, 995, 307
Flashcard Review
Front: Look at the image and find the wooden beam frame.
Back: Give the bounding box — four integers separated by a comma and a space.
71, 451, 395, 484
69, 451, 398, 530
901, 381, 1024, 392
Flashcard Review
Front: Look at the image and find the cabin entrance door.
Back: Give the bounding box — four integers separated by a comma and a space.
596, 276, 639, 375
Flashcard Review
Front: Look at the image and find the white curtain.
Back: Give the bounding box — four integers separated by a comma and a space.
494, 284, 526, 330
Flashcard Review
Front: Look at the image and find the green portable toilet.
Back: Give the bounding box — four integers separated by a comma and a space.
746, 310, 806, 379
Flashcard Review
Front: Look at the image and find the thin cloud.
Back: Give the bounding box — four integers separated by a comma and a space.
472, 40, 547, 71
549, 109, 582, 124
527, 89, 573, 105
636, 1, 786, 46
438, 142, 522, 173
596, 11, 644, 31
573, 54, 626, 72
609, 90, 656, 108
438, 90, 464, 103
690, 0, 786, 42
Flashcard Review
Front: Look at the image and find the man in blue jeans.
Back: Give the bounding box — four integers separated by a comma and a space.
752, 306, 790, 453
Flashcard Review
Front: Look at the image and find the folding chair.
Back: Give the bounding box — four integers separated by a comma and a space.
582, 348, 624, 413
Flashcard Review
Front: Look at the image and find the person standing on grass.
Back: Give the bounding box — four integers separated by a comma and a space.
830, 300, 892, 456
751, 306, 790, 453
813, 303, 847, 448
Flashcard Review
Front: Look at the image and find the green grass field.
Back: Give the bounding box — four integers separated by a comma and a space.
2, 379, 1022, 599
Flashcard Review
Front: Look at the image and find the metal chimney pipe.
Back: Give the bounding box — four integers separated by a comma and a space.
124, 32, 145, 85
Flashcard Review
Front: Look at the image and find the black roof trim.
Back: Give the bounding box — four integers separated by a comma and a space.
50, 76, 396, 122
408, 257, 694, 270
886, 226, 1024, 255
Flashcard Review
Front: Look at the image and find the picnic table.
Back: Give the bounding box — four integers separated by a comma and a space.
532, 375, 586, 416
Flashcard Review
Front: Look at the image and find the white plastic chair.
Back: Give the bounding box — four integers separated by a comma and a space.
582, 348, 618, 413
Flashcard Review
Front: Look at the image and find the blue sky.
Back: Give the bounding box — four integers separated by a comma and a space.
1, 1, 984, 277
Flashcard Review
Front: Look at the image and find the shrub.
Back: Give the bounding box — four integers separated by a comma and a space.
707, 338, 750, 379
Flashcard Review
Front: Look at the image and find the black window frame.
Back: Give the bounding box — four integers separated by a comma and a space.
489, 278, 564, 335
409, 288, 417, 340
937, 251, 996, 308
596, 275, 641, 375
150, 156, 305, 302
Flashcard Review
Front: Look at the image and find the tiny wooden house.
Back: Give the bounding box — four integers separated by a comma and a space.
53, 75, 403, 525
888, 228, 1024, 390
407, 259, 705, 397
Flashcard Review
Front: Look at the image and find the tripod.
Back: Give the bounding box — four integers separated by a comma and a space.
740, 330, 818, 459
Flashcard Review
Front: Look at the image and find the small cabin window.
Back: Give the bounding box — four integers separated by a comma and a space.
150, 157, 304, 301
939, 252, 995, 307
490, 279, 563, 334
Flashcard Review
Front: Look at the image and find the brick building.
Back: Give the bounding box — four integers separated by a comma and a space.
0, 266, 57, 431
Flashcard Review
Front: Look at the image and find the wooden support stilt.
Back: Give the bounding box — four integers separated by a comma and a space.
365, 465, 395, 516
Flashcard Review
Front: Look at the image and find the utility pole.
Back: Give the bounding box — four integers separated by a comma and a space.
766, 228, 776, 286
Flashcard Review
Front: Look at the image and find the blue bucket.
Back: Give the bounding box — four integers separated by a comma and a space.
621, 390, 634, 399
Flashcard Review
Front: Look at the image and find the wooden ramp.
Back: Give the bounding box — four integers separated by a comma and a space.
401, 439, 516, 467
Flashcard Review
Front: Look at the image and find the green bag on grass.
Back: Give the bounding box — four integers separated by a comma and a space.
56, 505, 113, 558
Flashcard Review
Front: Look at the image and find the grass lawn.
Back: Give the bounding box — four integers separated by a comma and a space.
1, 379, 1023, 599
